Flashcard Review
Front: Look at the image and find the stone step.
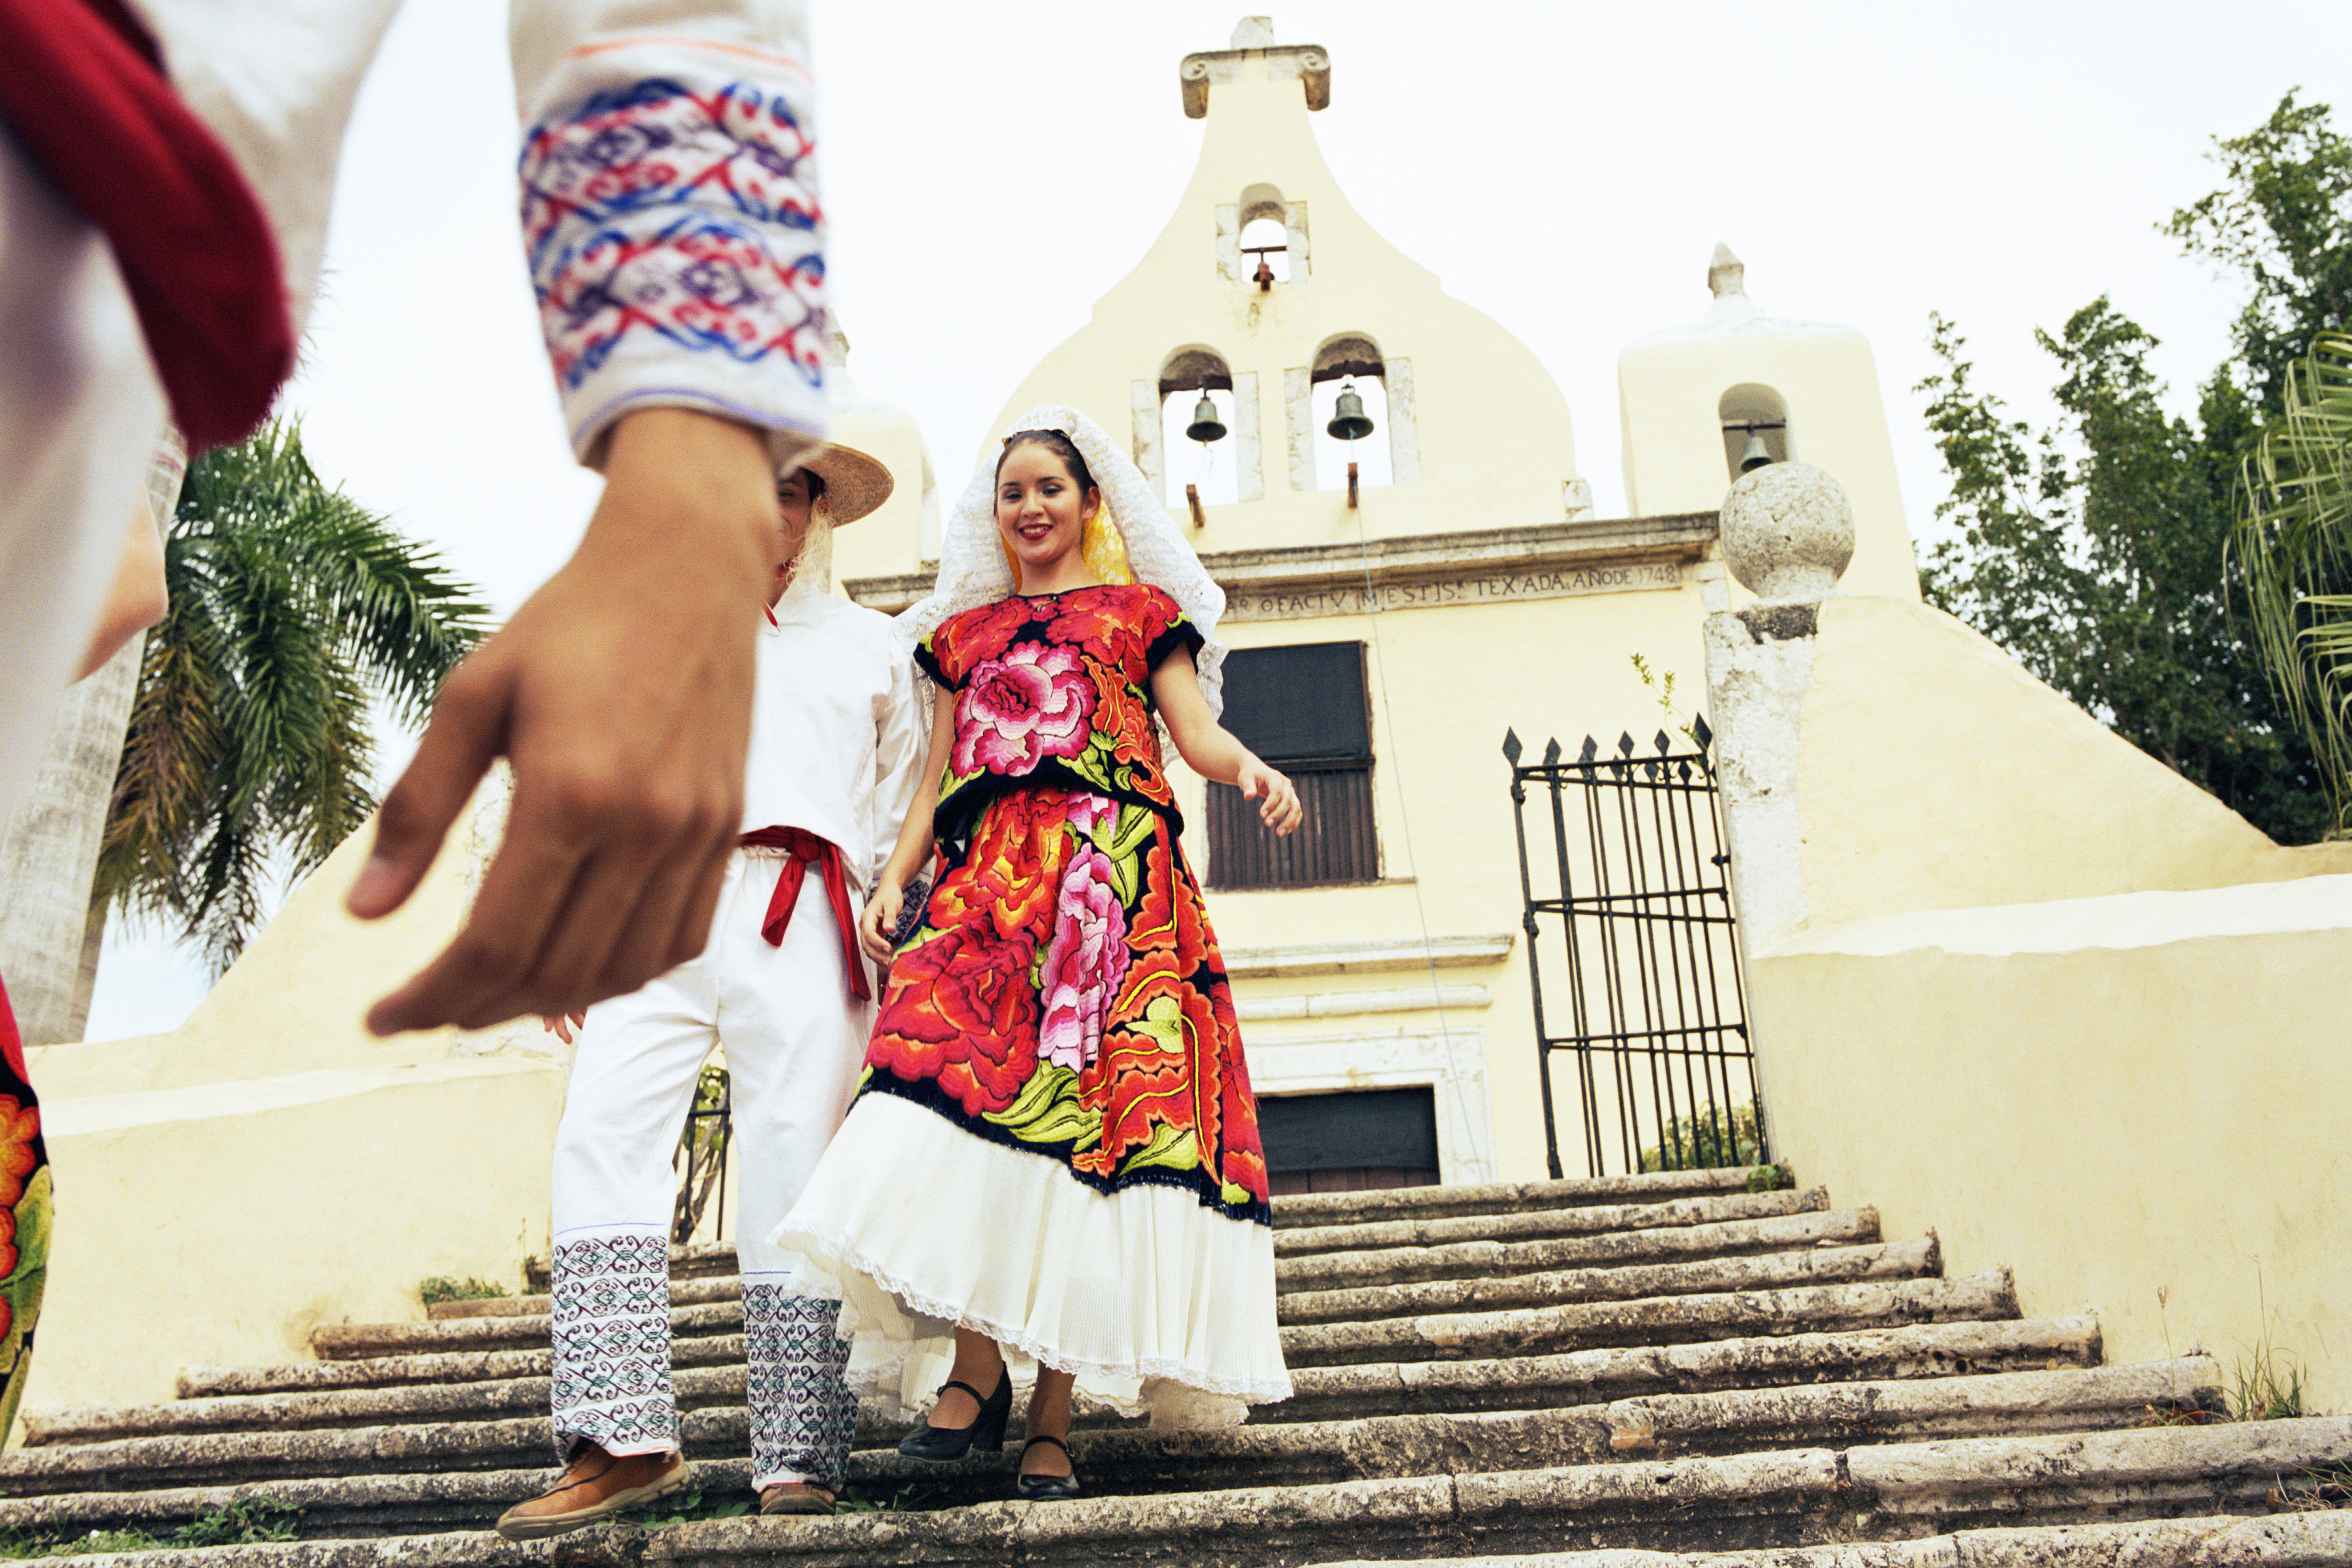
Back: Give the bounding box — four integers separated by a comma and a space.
24, 1511, 2352, 1568
521, 1242, 737, 1295
1303, 1512, 2352, 1567
1276, 1187, 1828, 1258
313, 1304, 743, 1363
426, 1279, 739, 1324
4, 1317, 2104, 1495
0, 1360, 2224, 1543
1279, 1237, 1936, 1326
1267, 1168, 1787, 1230
1280, 1271, 2018, 1369
612, 1417, 2352, 1565
1279, 1207, 1878, 1293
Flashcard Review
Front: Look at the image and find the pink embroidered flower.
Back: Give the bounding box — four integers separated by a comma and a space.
1038, 845, 1130, 1072
953, 642, 1097, 777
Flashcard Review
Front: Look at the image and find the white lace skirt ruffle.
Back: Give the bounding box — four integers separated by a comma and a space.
773, 1091, 1291, 1430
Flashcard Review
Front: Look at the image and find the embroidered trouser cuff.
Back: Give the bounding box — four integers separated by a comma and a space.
744, 1276, 854, 1489
550, 1227, 678, 1459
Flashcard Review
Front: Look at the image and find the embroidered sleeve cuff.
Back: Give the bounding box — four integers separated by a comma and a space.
520, 41, 827, 468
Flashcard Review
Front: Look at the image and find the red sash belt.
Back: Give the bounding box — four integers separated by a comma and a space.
738, 827, 870, 1002
0, 0, 296, 446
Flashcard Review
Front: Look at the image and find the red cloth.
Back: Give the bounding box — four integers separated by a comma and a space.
0, 972, 22, 1088
0, 0, 297, 446
738, 827, 870, 1002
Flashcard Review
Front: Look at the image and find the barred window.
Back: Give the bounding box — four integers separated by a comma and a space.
1206, 642, 1377, 888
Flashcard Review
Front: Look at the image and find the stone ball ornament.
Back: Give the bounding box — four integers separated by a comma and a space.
1720, 462, 1855, 603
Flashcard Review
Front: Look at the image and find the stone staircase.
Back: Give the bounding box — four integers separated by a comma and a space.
3, 1169, 2346, 1566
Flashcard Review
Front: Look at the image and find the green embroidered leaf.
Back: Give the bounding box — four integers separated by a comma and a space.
1220, 1181, 1255, 1209
1125, 993, 1189, 1054
1107, 803, 1156, 859
1117, 1118, 1201, 1176
0, 1165, 53, 1423
984, 1064, 1100, 1149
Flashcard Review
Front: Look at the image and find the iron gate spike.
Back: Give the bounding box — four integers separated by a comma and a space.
1502, 729, 1523, 765
1542, 736, 1563, 767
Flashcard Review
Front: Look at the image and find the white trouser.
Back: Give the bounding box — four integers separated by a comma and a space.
548, 850, 867, 1487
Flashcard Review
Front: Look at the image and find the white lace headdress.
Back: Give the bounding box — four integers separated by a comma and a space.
897, 404, 1229, 717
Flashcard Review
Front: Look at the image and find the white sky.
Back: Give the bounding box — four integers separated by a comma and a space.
84, 0, 2352, 1038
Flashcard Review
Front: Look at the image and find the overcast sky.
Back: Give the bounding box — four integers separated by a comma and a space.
84, 0, 2352, 1039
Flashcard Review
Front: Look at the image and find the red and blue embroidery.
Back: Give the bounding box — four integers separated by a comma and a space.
523, 76, 824, 399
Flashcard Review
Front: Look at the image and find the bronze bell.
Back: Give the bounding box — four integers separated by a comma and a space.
1185, 393, 1227, 444
1327, 381, 1374, 441
1738, 431, 1773, 472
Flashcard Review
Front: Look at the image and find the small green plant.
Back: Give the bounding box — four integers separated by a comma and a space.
633, 1488, 754, 1528
0, 1498, 300, 1558
1743, 1163, 1787, 1193
2230, 1340, 2307, 1421
419, 1276, 511, 1306
835, 1480, 959, 1514
1629, 653, 1703, 751
1639, 1101, 1765, 1173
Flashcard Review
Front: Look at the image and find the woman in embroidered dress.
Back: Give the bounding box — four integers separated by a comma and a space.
775, 406, 1298, 1498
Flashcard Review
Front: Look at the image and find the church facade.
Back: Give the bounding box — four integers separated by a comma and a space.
835, 18, 1923, 1191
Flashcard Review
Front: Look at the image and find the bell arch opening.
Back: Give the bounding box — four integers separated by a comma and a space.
1311, 334, 1393, 492
1161, 346, 1241, 507
1719, 383, 1791, 478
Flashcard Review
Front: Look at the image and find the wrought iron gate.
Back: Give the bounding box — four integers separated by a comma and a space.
1504, 724, 1761, 1180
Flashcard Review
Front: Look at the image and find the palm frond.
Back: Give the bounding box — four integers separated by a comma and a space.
2232, 332, 2352, 829
98, 417, 493, 968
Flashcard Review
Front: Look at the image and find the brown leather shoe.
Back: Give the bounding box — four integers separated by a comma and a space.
494, 1449, 691, 1540
757, 1481, 836, 1516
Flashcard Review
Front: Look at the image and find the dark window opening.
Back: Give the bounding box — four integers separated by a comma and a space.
1208, 642, 1377, 888
1261, 1087, 1439, 1196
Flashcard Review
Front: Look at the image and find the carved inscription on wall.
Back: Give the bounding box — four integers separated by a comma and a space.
1224, 560, 1685, 622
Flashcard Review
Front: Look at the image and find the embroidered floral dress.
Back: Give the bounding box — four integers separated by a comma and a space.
775, 583, 1290, 1425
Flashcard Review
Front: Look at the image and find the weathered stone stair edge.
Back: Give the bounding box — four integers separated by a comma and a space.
628, 1418, 2352, 1566
1276, 1186, 1828, 1257
1281, 1271, 2017, 1369
0, 1362, 2224, 1540
1265, 1167, 1788, 1229
1278, 1207, 1880, 1292
0, 1317, 2108, 1495
1302, 1513, 2352, 1568
28, 1513, 2352, 1568
29, 1241, 1940, 1449
1279, 1236, 1937, 1327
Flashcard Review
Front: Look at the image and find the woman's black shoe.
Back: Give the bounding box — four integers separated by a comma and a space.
1015, 1434, 1083, 1500
897, 1372, 1011, 1460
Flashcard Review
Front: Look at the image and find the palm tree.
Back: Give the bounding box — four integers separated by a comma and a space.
2233, 333, 2352, 834
94, 420, 490, 973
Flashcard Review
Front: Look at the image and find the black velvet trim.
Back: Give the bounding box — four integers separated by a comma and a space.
1145, 618, 1204, 674
854, 1070, 1273, 1230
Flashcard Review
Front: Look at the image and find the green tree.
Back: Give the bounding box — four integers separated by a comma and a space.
2232, 333, 2352, 828
95, 420, 489, 972
1919, 91, 2350, 845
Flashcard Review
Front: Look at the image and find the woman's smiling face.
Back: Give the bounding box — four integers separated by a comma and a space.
995, 440, 1095, 583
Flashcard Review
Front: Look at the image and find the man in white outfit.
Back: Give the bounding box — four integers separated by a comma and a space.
496, 442, 919, 1536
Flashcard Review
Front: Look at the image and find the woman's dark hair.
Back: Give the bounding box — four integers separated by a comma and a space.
778, 467, 827, 500
997, 428, 1096, 495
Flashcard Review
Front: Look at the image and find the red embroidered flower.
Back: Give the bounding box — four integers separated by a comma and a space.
869, 926, 1039, 1117
937, 598, 1035, 679
952, 642, 1096, 778
1045, 592, 1144, 668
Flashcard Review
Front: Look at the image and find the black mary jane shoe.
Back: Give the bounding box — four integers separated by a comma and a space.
897, 1371, 1012, 1461
1015, 1434, 1084, 1501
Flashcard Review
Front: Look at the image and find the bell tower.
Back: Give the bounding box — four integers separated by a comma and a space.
1617, 245, 1920, 600
987, 17, 1587, 548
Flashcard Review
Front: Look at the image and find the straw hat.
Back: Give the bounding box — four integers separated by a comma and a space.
787, 442, 894, 526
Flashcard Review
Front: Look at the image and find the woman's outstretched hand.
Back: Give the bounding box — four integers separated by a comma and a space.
859, 876, 906, 965
1239, 759, 1302, 836
349, 409, 778, 1036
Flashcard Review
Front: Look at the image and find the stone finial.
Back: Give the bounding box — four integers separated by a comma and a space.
1720, 463, 1853, 603
1708, 243, 1745, 300
1232, 15, 1276, 46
